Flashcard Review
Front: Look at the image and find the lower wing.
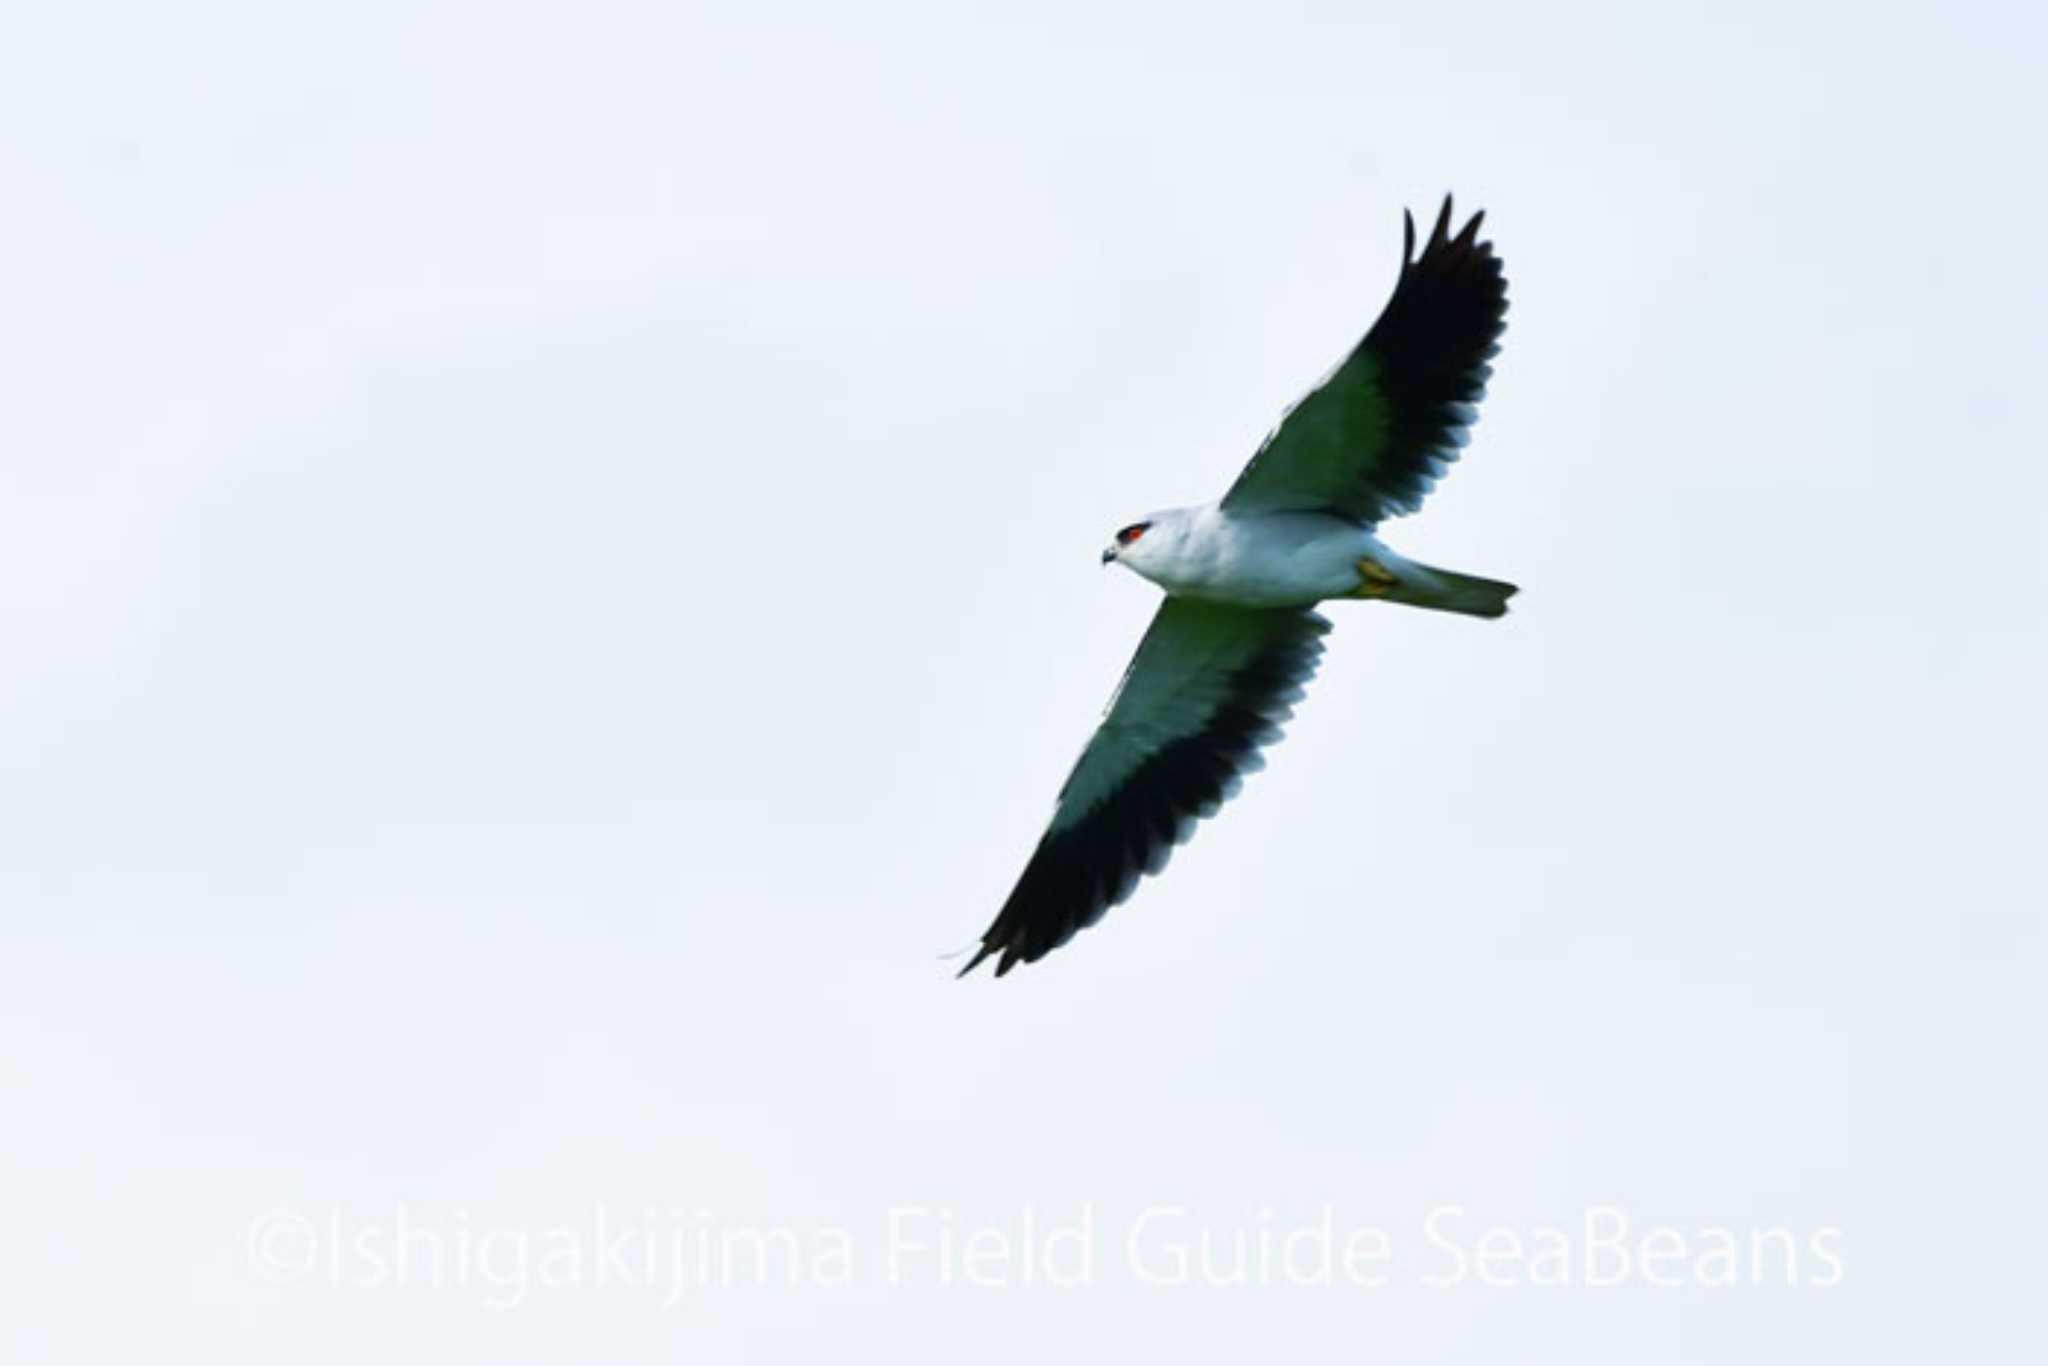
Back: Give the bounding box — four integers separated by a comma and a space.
962, 598, 1330, 976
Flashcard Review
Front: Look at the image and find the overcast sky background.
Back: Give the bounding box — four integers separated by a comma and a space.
3, 1, 2044, 1360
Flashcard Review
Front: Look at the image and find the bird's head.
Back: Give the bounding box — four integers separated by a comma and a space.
1100, 508, 1188, 578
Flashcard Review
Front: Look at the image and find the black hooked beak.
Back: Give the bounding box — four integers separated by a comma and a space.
1101, 546, 1117, 565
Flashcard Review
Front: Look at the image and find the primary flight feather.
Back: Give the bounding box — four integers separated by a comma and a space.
962, 196, 1514, 977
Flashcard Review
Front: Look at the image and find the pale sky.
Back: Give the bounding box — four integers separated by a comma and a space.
2, 1, 2043, 1361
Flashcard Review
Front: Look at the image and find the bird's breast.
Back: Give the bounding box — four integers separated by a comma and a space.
1150, 511, 1373, 607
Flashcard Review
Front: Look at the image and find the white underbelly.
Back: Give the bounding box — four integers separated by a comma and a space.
1162, 511, 1381, 607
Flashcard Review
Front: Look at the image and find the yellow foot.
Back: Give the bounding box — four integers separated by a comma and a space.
1354, 556, 1400, 598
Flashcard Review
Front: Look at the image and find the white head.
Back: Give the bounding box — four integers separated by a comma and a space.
1100, 507, 1194, 582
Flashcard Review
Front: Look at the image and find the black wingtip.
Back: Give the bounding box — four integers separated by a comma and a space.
1398, 194, 1497, 283
956, 938, 1029, 978
1404, 196, 1474, 270
1429, 195, 1455, 253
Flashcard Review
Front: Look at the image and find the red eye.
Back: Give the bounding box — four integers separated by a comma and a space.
1117, 523, 1149, 545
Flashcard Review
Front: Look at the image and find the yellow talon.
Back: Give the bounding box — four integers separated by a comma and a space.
1354, 556, 1399, 598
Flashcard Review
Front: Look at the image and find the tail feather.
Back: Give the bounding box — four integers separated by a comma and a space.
1389, 563, 1518, 619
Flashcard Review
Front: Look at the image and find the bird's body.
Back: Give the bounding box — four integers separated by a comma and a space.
1111, 503, 1378, 606
961, 196, 1517, 977
1108, 502, 1514, 618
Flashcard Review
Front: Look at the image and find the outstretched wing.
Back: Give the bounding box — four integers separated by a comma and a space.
1222, 196, 1508, 526
962, 599, 1330, 977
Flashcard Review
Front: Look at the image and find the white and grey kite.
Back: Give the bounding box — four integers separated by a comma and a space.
962, 197, 1516, 977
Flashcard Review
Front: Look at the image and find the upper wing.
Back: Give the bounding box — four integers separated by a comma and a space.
1221, 196, 1508, 526
962, 598, 1330, 977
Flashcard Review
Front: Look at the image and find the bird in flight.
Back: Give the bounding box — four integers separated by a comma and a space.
960, 196, 1516, 977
